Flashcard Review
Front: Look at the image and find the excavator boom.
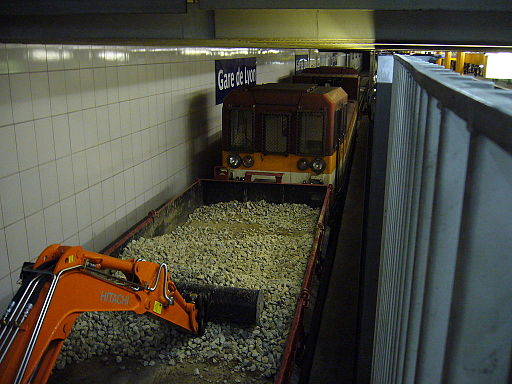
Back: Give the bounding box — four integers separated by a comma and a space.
0, 244, 262, 384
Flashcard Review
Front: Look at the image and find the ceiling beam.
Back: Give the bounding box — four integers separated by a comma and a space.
0, 5, 213, 43
1, 4, 510, 50
0, 0, 186, 15
215, 10, 512, 48
201, 0, 512, 12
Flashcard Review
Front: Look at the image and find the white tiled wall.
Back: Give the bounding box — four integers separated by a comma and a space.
0, 43, 310, 312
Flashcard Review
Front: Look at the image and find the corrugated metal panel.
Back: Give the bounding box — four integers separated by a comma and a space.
372, 55, 512, 384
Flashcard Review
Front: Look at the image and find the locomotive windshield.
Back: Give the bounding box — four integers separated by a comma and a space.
263, 113, 289, 153
298, 112, 324, 155
230, 109, 254, 151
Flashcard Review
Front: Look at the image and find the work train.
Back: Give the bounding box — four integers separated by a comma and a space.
214, 67, 360, 189
0, 67, 359, 384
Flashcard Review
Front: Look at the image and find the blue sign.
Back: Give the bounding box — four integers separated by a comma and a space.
215, 58, 257, 105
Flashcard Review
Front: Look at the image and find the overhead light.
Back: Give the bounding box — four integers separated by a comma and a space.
485, 52, 512, 79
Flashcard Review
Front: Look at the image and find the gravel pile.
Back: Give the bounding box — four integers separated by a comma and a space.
57, 200, 319, 379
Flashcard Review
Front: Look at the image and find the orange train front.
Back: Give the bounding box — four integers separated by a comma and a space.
216, 82, 358, 187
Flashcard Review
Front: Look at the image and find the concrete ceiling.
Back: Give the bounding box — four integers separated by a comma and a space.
214, 9, 512, 50
0, 1, 511, 50
200, 0, 512, 12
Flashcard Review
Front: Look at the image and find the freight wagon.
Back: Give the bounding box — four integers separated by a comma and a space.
48, 179, 331, 384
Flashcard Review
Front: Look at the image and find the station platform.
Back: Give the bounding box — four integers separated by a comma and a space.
306, 115, 369, 384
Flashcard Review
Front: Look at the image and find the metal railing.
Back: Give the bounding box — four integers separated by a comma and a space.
372, 55, 512, 384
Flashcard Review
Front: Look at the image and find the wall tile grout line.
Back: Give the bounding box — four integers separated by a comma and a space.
27, 60, 46, 257
5, 64, 26, 278
47, 52, 79, 251
36, 67, 55, 257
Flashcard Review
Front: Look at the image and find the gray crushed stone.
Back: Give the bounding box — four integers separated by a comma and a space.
57, 200, 319, 379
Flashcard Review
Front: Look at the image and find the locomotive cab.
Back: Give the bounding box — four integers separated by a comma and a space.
218, 83, 356, 186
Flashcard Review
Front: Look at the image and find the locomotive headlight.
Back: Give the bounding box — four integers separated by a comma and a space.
311, 158, 326, 174
297, 158, 309, 171
242, 155, 254, 168
227, 154, 242, 168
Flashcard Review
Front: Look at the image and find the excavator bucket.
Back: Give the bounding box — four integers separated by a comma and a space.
177, 283, 264, 325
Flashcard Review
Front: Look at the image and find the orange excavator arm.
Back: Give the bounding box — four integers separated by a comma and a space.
0, 244, 202, 384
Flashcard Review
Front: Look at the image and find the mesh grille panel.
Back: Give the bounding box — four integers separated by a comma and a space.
299, 112, 324, 155
230, 110, 253, 151
263, 114, 289, 153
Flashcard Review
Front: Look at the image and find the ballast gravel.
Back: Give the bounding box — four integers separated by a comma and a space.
57, 200, 319, 380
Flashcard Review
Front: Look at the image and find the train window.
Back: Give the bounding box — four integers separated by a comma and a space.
230, 109, 254, 151
262, 113, 289, 153
298, 112, 324, 155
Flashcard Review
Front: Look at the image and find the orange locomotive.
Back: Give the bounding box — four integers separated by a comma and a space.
215, 74, 359, 188
0, 245, 261, 384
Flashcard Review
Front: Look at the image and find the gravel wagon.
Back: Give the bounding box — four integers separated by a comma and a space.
62, 179, 331, 384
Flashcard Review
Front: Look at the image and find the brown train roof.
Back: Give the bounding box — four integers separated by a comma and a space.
224, 83, 347, 107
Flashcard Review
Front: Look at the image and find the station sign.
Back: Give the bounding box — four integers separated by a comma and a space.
215, 57, 257, 105
295, 54, 309, 74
